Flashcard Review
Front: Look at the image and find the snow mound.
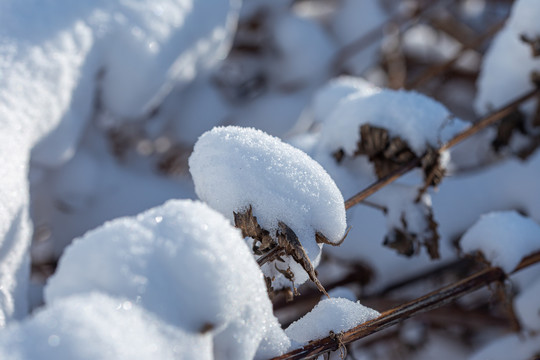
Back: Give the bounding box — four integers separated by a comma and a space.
45, 199, 289, 360
189, 126, 347, 288
285, 297, 380, 345
460, 211, 540, 272
0, 292, 213, 360
475, 0, 540, 116
319, 89, 468, 156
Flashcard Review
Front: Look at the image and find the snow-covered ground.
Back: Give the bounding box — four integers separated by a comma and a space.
1, 0, 540, 359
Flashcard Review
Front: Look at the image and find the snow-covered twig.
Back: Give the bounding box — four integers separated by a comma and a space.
405, 19, 506, 90
270, 249, 540, 360
345, 87, 540, 210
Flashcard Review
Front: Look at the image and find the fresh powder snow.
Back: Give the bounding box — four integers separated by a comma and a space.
189, 126, 347, 289
0, 292, 214, 360
318, 89, 469, 157
45, 199, 289, 360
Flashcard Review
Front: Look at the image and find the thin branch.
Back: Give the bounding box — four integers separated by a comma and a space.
257, 246, 285, 267
344, 87, 540, 211
345, 158, 420, 210
270, 250, 540, 360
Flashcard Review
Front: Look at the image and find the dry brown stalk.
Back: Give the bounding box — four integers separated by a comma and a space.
344, 87, 540, 210
270, 250, 540, 360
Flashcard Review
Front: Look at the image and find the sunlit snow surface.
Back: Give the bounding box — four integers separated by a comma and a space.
285, 297, 380, 346
0, 293, 214, 360
44, 199, 289, 360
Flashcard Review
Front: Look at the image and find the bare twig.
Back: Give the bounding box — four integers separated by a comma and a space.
270, 250, 540, 360
257, 246, 285, 267
345, 87, 540, 210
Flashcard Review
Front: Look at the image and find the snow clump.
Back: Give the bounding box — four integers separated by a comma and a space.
45, 199, 290, 360
285, 297, 380, 345
460, 211, 540, 273
189, 126, 347, 289
318, 89, 468, 157
0, 293, 213, 360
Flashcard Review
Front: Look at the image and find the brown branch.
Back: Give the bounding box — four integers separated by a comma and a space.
344, 87, 540, 210
270, 250, 540, 360
345, 158, 420, 210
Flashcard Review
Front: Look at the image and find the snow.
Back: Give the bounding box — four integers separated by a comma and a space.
460, 211, 540, 273
30, 147, 196, 259
189, 126, 347, 288
0, 0, 239, 325
3, 0, 239, 166
514, 278, 540, 331
2, 1, 540, 358
469, 333, 540, 360
311, 76, 380, 124
475, 0, 540, 117
328, 0, 387, 74
45, 199, 289, 360
285, 297, 380, 345
318, 89, 469, 156
0, 292, 213, 360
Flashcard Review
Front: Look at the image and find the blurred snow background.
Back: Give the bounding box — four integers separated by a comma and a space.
2, 0, 540, 359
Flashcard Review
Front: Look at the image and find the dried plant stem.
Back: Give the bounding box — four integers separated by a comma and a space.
270, 250, 540, 360
257, 246, 285, 267
345, 158, 420, 210
345, 87, 540, 210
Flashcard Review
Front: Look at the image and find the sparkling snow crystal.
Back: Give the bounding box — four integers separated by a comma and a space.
45, 199, 290, 360
461, 211, 540, 273
285, 297, 380, 345
189, 126, 347, 290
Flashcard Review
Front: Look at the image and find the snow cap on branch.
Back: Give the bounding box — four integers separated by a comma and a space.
461, 210, 540, 273
318, 89, 468, 157
189, 126, 347, 289
285, 297, 380, 346
45, 199, 289, 360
